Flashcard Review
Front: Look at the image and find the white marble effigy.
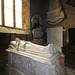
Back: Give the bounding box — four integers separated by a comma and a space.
6, 38, 67, 75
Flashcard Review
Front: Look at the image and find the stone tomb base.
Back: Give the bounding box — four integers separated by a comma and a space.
6, 39, 67, 75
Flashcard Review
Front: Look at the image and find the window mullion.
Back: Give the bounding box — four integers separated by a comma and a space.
13, 0, 15, 27
2, 0, 4, 26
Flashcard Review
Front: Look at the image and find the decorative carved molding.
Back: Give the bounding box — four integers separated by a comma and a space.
12, 53, 35, 75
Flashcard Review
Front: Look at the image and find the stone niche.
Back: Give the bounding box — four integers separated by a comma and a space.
31, 14, 43, 45
6, 38, 67, 75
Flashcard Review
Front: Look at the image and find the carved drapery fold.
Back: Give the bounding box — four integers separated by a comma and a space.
46, 0, 65, 25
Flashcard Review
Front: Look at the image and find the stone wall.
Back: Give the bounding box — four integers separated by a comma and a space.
22, 0, 30, 34
42, 0, 50, 30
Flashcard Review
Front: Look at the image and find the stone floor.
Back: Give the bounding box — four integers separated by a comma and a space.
59, 55, 75, 75
66, 67, 75, 75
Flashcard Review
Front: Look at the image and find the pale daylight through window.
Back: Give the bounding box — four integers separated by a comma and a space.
4, 0, 13, 27
15, 0, 22, 28
0, 0, 22, 29
0, 0, 2, 25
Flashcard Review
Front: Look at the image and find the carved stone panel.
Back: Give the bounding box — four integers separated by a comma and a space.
12, 53, 35, 75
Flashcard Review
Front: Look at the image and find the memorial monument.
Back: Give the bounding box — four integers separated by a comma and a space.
6, 38, 67, 75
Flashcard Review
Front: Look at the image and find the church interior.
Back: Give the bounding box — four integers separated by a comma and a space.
0, 0, 75, 75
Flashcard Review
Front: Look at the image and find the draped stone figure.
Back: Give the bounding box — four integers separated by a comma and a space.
46, 0, 65, 25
